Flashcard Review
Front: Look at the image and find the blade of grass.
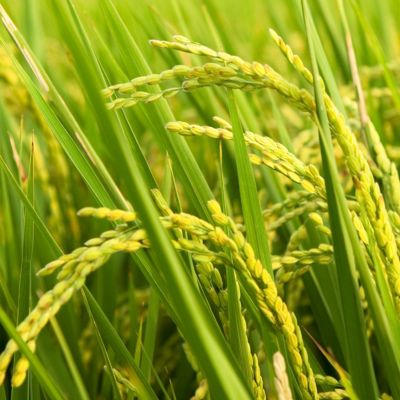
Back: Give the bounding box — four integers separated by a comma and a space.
48, 318, 90, 400
22, 0, 41, 58
0, 155, 62, 257
218, 140, 253, 385
351, 0, 400, 111
15, 140, 34, 324
140, 290, 159, 382
227, 90, 272, 273
81, 291, 123, 400
99, 0, 214, 218
114, 148, 252, 398
53, 0, 157, 194
0, 7, 128, 209
0, 43, 116, 208
1, 152, 157, 399
12, 139, 35, 400
81, 287, 160, 400
301, 2, 390, 398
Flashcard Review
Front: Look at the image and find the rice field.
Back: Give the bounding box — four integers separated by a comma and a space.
0, 0, 400, 399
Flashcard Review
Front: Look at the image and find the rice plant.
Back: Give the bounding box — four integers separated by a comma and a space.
0, 0, 399, 399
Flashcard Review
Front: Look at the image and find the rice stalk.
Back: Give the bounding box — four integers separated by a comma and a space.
0, 200, 323, 398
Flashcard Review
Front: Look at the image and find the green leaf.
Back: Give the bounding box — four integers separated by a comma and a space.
301, 2, 396, 398
227, 90, 272, 273
12, 139, 35, 400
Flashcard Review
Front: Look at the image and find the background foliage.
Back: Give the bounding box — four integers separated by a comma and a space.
0, 0, 399, 399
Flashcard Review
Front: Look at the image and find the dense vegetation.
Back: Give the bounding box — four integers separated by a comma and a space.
0, 0, 400, 399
